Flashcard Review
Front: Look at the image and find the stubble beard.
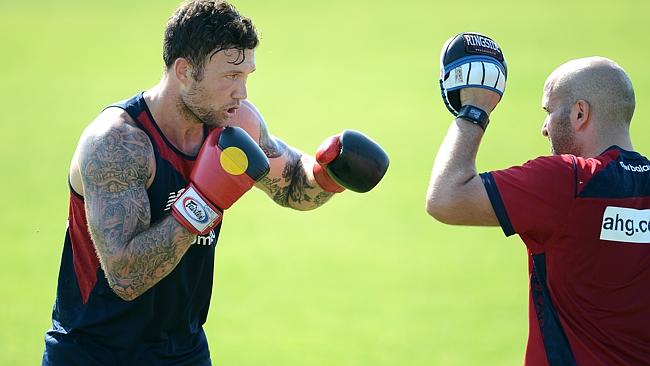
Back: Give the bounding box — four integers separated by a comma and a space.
179, 82, 228, 128
550, 108, 580, 156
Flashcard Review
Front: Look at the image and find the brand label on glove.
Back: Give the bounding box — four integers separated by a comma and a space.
463, 34, 503, 61
173, 186, 221, 233
182, 197, 209, 223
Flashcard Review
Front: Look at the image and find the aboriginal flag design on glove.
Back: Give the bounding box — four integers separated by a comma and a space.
216, 127, 270, 182
193, 126, 270, 210
172, 126, 270, 235
439, 32, 507, 115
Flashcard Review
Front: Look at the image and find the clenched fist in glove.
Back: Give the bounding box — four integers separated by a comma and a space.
439, 32, 507, 130
313, 130, 389, 193
172, 127, 270, 235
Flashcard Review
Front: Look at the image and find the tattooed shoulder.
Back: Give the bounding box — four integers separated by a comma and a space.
78, 116, 155, 253
79, 117, 154, 193
77, 114, 202, 300
258, 119, 288, 159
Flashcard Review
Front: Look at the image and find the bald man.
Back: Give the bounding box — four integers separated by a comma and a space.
426, 57, 650, 365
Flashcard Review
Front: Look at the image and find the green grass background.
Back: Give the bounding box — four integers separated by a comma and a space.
1, 0, 649, 364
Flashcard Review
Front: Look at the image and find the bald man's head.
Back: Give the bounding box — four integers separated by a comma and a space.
544, 57, 635, 127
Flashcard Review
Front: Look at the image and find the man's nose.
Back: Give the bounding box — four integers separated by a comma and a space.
541, 120, 549, 137
233, 82, 247, 100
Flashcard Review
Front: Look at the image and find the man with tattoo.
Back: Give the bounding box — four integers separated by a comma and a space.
42, 1, 389, 365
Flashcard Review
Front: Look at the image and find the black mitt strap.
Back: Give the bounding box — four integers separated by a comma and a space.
457, 105, 489, 131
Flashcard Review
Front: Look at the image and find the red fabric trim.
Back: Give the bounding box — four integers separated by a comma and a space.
135, 110, 195, 180
69, 193, 100, 304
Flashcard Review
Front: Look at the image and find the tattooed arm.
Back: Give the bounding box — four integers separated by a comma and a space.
76, 111, 196, 301
233, 101, 335, 210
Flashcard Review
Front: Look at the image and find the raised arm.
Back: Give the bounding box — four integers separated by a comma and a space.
78, 115, 196, 301
257, 125, 337, 210
425, 90, 500, 226
234, 101, 336, 210
231, 101, 389, 210
426, 32, 509, 227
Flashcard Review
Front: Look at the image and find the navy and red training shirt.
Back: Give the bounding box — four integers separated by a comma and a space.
43, 93, 219, 366
481, 146, 650, 366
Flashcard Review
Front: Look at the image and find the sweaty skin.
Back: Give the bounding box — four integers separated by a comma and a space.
68, 48, 334, 301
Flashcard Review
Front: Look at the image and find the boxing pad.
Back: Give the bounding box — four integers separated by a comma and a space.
313, 130, 389, 193
172, 127, 270, 235
439, 32, 507, 117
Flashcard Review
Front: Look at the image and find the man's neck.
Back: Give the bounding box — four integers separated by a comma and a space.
143, 80, 206, 156
583, 134, 634, 157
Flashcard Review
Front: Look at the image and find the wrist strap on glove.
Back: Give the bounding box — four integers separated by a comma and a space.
457, 105, 490, 131
171, 184, 223, 235
313, 163, 345, 193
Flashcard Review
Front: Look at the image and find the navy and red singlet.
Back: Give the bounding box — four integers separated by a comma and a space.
43, 93, 219, 366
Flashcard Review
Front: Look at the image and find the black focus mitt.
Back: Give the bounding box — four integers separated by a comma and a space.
439, 32, 507, 116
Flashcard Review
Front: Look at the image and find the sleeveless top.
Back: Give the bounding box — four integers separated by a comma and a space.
43, 93, 219, 365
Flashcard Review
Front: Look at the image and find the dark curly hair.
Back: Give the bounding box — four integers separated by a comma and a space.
163, 0, 259, 80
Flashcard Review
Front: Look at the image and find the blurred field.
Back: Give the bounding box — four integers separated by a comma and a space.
1, 0, 649, 365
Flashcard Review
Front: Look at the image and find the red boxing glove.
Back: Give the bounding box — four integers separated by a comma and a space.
313, 134, 346, 193
172, 127, 270, 234
313, 130, 389, 193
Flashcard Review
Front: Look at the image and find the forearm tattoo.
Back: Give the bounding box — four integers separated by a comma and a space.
312, 191, 334, 206
260, 149, 334, 208
257, 118, 334, 209
81, 124, 195, 300
106, 215, 194, 300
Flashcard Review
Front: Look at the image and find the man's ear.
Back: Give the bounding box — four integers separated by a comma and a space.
173, 58, 192, 86
571, 99, 591, 131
